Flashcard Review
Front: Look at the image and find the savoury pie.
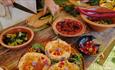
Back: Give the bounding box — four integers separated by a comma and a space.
48, 60, 80, 70
45, 39, 71, 60
18, 52, 51, 70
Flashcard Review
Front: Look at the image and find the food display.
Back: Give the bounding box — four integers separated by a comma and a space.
79, 7, 115, 31
49, 60, 80, 70
99, 0, 115, 10
18, 39, 83, 70
3, 32, 28, 46
0, 0, 115, 70
0, 26, 34, 49
77, 35, 100, 55
52, 17, 86, 37
45, 39, 71, 60
18, 52, 51, 70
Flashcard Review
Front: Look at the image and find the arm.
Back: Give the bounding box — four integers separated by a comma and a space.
44, 0, 59, 16
0, 0, 14, 6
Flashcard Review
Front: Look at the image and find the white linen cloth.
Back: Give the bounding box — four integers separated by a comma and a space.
0, 0, 36, 29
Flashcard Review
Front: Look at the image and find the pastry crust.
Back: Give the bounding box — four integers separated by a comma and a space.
45, 39, 71, 60
18, 52, 51, 70
49, 60, 80, 70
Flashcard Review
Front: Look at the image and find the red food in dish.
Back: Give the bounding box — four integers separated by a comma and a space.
76, 7, 115, 13
56, 19, 83, 35
76, 7, 115, 19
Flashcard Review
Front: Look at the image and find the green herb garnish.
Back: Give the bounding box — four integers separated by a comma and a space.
103, 19, 112, 24
54, 0, 68, 6
68, 54, 82, 63
87, 0, 100, 6
51, 59, 59, 64
3, 32, 28, 46
32, 43, 45, 53
95, 19, 113, 24
111, 57, 115, 64
64, 5, 80, 17
32, 43, 44, 50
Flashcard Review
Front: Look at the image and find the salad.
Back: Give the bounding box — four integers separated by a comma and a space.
3, 32, 28, 46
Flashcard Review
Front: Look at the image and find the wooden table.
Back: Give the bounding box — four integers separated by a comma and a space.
0, 21, 115, 70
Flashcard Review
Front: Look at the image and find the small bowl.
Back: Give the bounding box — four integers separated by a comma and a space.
52, 17, 86, 37
0, 26, 34, 49
80, 7, 115, 32
77, 35, 100, 55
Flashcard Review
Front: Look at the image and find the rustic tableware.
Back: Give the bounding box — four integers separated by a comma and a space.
0, 26, 34, 49
52, 17, 86, 37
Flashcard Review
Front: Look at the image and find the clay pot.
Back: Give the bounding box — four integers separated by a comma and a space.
0, 26, 34, 49
80, 6, 115, 32
52, 17, 86, 37
81, 14, 115, 31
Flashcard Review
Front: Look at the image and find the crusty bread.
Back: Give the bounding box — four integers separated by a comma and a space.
26, 11, 52, 28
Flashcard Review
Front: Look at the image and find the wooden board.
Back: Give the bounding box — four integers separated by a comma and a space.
97, 37, 115, 65
0, 21, 115, 70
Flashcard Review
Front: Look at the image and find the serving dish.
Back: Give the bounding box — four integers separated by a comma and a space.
0, 0, 115, 70
18, 39, 84, 70
0, 26, 34, 49
0, 22, 114, 70
76, 35, 100, 55
80, 7, 115, 31
52, 17, 86, 37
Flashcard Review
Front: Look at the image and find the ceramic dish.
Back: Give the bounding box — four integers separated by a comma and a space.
0, 26, 34, 49
80, 7, 115, 31
76, 35, 100, 55
52, 17, 86, 37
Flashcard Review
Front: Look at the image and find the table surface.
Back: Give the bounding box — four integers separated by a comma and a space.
0, 21, 115, 70
88, 46, 115, 70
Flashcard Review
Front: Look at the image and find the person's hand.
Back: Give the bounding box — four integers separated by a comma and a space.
0, 0, 14, 6
44, 0, 59, 16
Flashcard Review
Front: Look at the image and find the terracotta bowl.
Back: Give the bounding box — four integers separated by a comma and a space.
0, 26, 34, 49
81, 14, 115, 31
52, 17, 86, 37
80, 7, 115, 32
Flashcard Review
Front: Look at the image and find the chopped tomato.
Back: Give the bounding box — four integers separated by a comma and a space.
56, 19, 82, 35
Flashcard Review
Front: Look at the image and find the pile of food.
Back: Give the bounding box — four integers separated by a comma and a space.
18, 39, 83, 70
53, 17, 86, 37
3, 32, 28, 46
100, 0, 115, 10
0, 26, 34, 49
77, 35, 100, 55
1, 0, 115, 70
